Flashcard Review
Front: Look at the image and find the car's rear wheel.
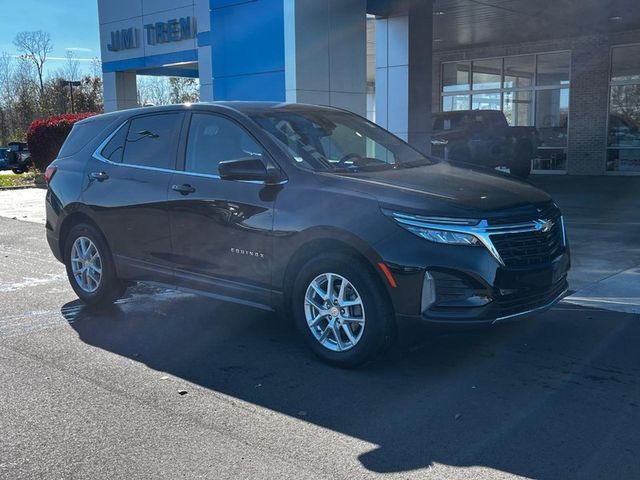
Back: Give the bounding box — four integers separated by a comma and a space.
510, 142, 533, 179
64, 223, 126, 306
292, 253, 394, 367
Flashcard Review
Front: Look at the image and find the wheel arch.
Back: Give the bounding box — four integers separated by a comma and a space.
280, 230, 395, 314
58, 210, 107, 262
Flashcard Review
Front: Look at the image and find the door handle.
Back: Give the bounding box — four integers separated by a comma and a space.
172, 184, 196, 195
89, 171, 109, 181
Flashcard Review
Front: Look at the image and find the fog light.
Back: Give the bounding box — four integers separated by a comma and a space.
421, 271, 436, 312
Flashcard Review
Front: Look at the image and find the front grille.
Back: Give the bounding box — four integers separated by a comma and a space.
497, 279, 567, 318
490, 209, 565, 268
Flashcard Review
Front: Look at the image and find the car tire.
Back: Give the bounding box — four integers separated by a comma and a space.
64, 223, 126, 307
510, 143, 533, 179
291, 253, 394, 368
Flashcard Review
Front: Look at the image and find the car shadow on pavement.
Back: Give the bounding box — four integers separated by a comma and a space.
61, 286, 640, 479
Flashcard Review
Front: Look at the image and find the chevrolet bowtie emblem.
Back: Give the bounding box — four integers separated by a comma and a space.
534, 219, 554, 233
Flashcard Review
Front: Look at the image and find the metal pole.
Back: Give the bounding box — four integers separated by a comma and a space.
69, 81, 75, 114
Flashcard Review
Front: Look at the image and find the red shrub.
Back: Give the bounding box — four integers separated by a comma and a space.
27, 113, 96, 171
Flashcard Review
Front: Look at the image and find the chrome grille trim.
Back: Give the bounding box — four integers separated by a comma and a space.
386, 210, 567, 267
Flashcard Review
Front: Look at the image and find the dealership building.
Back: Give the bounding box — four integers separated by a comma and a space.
98, 0, 640, 175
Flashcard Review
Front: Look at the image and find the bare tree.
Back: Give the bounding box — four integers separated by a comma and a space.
63, 50, 80, 82
13, 30, 53, 98
137, 76, 171, 106
0, 52, 13, 106
169, 77, 199, 104
90, 57, 102, 79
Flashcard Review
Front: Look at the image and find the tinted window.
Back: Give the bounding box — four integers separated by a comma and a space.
122, 114, 181, 169
185, 113, 264, 176
101, 123, 129, 163
58, 116, 113, 158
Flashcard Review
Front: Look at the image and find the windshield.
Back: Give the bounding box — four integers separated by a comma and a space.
249, 109, 433, 173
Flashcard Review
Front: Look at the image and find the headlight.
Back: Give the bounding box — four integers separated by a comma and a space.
383, 209, 482, 246
404, 225, 481, 246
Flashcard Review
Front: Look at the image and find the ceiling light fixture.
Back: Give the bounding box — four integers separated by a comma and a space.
434, 11, 445, 16
609, 15, 622, 21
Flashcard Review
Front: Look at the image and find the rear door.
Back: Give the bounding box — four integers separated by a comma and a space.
83, 112, 183, 283
166, 111, 276, 308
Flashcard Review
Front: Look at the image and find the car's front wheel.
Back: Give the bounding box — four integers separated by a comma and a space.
64, 223, 126, 307
292, 253, 394, 367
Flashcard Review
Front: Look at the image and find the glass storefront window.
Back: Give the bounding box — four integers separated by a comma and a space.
441, 51, 571, 172
532, 148, 567, 171
608, 85, 640, 148
504, 55, 534, 88
442, 62, 470, 92
442, 94, 470, 112
471, 93, 501, 110
503, 91, 533, 126
535, 88, 569, 148
472, 58, 502, 90
608, 45, 640, 172
536, 52, 570, 87
611, 44, 640, 83
607, 149, 640, 172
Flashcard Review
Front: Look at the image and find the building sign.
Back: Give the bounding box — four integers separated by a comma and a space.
107, 17, 196, 52
107, 28, 139, 52
144, 17, 197, 45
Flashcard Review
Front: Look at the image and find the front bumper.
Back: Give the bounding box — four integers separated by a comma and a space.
400, 275, 568, 327
377, 227, 571, 326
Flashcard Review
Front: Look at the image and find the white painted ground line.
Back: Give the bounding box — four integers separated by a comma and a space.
563, 266, 640, 314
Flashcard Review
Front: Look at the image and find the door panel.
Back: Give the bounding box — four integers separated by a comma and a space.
167, 112, 276, 306
168, 174, 275, 305
82, 112, 182, 283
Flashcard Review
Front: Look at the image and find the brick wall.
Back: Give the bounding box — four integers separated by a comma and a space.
430, 30, 640, 175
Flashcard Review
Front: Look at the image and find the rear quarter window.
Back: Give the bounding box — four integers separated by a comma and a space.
58, 117, 119, 158
100, 123, 129, 163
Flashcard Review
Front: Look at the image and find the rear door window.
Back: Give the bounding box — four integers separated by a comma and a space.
122, 113, 182, 169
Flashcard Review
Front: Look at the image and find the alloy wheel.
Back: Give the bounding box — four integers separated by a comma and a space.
304, 273, 365, 352
70, 236, 102, 293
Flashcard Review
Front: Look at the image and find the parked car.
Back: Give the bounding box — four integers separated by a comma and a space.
0, 147, 7, 170
45, 103, 570, 367
2, 142, 32, 174
431, 110, 538, 178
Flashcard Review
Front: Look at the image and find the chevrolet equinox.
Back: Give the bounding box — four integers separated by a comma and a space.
45, 103, 570, 367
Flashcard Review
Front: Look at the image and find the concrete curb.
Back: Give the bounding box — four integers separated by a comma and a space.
0, 185, 45, 191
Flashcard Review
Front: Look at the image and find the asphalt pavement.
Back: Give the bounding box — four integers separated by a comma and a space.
1, 178, 639, 479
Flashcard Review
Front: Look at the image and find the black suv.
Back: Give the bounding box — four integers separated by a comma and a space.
45, 103, 570, 367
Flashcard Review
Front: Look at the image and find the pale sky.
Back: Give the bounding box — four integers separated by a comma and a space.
0, 0, 101, 76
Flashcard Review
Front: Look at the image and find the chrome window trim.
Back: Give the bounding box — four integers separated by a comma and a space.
92, 121, 287, 185
385, 210, 565, 267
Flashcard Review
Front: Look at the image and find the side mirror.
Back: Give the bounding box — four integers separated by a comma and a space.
218, 157, 282, 184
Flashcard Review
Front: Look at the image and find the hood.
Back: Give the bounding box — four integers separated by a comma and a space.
321, 162, 553, 219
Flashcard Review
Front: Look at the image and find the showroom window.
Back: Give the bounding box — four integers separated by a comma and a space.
607, 44, 640, 173
441, 52, 571, 172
